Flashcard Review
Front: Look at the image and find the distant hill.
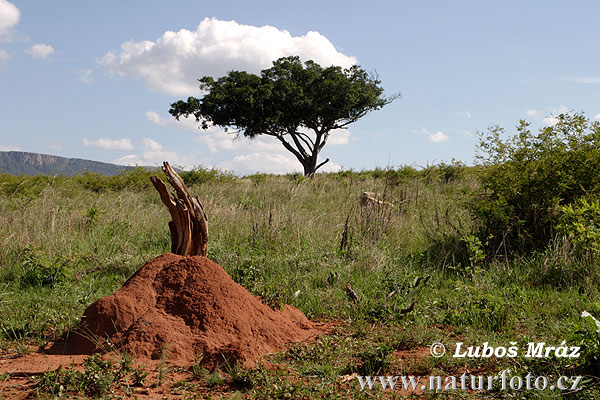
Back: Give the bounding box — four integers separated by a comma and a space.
0, 151, 138, 176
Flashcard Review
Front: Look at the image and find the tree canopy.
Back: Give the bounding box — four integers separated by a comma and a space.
169, 56, 398, 176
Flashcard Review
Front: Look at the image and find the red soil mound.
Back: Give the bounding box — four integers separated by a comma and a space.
67, 253, 316, 367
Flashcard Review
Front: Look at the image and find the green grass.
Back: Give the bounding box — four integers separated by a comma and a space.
1, 168, 599, 398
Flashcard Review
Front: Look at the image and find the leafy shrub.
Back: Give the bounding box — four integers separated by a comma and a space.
179, 166, 234, 186
444, 283, 510, 331
35, 353, 140, 397
18, 247, 74, 288
557, 197, 600, 257
76, 167, 156, 193
571, 311, 600, 377
357, 342, 394, 375
473, 113, 600, 256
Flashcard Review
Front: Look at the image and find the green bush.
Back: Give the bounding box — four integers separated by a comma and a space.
572, 310, 600, 377
473, 112, 600, 256
17, 247, 74, 288
557, 197, 600, 257
76, 167, 156, 192
179, 166, 234, 186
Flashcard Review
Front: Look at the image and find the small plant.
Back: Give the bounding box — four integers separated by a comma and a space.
82, 354, 116, 396
35, 353, 146, 397
357, 342, 394, 375
205, 370, 225, 387
257, 284, 287, 311
85, 203, 103, 225
225, 362, 263, 390
571, 310, 600, 376
130, 365, 148, 387
190, 354, 208, 380
444, 283, 510, 332
18, 247, 74, 288
155, 343, 170, 387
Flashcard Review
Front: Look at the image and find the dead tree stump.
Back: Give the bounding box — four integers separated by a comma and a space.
150, 162, 208, 256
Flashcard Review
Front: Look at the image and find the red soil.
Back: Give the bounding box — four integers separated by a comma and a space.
65, 253, 317, 368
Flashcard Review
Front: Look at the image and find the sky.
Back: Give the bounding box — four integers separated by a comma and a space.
1, 1, 599, 175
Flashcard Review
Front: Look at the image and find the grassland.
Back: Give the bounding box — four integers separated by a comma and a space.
0, 166, 599, 399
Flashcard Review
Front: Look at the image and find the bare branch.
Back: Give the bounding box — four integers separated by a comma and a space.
315, 158, 329, 172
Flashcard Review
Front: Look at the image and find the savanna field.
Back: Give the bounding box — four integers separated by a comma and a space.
1, 115, 600, 399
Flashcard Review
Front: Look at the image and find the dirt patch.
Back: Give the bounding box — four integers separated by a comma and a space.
63, 253, 318, 368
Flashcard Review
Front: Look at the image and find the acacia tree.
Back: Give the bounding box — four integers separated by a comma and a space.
169, 56, 398, 177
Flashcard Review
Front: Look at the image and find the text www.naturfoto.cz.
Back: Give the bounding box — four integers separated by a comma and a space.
358, 370, 582, 392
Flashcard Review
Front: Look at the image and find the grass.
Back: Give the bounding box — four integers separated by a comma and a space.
0, 167, 599, 398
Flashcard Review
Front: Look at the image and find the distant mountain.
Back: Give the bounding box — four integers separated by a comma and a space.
0, 151, 138, 176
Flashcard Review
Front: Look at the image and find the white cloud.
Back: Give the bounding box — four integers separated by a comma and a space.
455, 111, 471, 119
83, 137, 134, 150
412, 128, 449, 143
328, 129, 351, 145
25, 43, 54, 59
114, 137, 198, 168
0, 0, 19, 38
0, 48, 8, 61
142, 137, 162, 151
594, 113, 600, 121
543, 117, 559, 126
525, 109, 542, 118
99, 17, 357, 96
217, 152, 341, 175
75, 68, 94, 84
0, 143, 20, 151
552, 105, 569, 114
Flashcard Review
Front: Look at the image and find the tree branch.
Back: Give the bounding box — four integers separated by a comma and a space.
295, 131, 315, 148
273, 133, 305, 162
287, 130, 309, 159
315, 158, 330, 172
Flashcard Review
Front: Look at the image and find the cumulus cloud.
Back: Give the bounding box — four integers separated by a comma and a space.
552, 105, 569, 114
83, 137, 134, 150
0, 0, 18, 63
412, 128, 449, 143
525, 109, 542, 118
25, 43, 54, 59
328, 129, 351, 145
217, 152, 341, 175
114, 137, 198, 168
76, 68, 94, 84
543, 117, 559, 126
455, 111, 471, 119
0, 0, 19, 39
99, 17, 357, 96
594, 113, 600, 121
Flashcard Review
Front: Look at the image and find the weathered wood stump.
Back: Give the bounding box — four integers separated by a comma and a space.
150, 162, 208, 256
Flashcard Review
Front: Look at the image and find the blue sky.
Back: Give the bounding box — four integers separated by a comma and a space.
1, 1, 599, 174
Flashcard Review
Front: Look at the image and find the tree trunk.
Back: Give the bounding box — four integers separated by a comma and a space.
150, 162, 208, 256
302, 155, 329, 177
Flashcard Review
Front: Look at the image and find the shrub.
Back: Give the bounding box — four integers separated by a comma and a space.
473, 112, 600, 256
18, 247, 74, 288
557, 197, 600, 257
179, 166, 234, 186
